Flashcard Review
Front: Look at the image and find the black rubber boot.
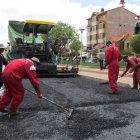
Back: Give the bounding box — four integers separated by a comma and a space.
8, 109, 20, 116
0, 108, 8, 113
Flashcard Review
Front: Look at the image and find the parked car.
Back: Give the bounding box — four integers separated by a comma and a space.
86, 57, 98, 63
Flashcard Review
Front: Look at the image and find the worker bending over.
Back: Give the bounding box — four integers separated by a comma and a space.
121, 56, 140, 89
104, 41, 122, 94
0, 57, 42, 115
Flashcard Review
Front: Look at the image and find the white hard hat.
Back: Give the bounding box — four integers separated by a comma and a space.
0, 44, 7, 48
31, 57, 40, 64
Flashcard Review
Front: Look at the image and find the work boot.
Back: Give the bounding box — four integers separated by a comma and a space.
8, 109, 20, 116
0, 108, 8, 113
131, 87, 138, 89
108, 91, 118, 94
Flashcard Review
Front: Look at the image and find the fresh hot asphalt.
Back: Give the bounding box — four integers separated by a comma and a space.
0, 76, 140, 140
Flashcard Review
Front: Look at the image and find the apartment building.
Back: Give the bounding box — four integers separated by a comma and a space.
87, 6, 138, 51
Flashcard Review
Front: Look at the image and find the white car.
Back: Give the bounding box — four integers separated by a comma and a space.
87, 57, 98, 63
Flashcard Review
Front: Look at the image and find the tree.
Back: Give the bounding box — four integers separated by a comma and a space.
69, 51, 80, 57
62, 52, 69, 57
69, 40, 82, 56
42, 21, 79, 54
130, 32, 140, 54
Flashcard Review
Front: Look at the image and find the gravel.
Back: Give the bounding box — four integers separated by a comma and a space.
0, 76, 140, 140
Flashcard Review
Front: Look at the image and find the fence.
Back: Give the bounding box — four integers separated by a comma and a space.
59, 57, 127, 68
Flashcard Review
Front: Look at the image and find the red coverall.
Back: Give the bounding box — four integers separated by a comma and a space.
106, 44, 121, 93
0, 59, 41, 111
135, 63, 140, 88
122, 56, 140, 89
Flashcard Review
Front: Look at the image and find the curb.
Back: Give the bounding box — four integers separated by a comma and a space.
79, 69, 133, 78
78, 74, 132, 88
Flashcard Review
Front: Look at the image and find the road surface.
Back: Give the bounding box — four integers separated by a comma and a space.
0, 76, 140, 140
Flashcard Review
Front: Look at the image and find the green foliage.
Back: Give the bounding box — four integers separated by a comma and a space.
69, 51, 80, 57
120, 49, 134, 56
69, 40, 82, 52
119, 59, 127, 68
62, 52, 69, 57
130, 32, 140, 54
42, 21, 78, 47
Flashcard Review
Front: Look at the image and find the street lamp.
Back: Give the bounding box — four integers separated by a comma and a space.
79, 28, 85, 65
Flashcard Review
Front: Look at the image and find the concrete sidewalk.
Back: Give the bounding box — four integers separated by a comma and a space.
78, 66, 133, 88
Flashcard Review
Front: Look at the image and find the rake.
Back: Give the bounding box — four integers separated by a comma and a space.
24, 88, 73, 117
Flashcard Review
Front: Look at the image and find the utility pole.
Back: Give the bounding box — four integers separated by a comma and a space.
79, 28, 85, 65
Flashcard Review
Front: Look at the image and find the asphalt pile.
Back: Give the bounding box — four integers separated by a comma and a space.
0, 77, 140, 140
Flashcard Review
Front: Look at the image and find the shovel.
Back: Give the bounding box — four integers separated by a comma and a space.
24, 88, 73, 117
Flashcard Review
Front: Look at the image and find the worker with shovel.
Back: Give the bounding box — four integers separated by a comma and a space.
120, 56, 140, 89
0, 57, 42, 115
103, 41, 122, 94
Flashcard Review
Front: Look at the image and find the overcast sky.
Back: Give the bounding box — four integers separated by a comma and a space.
0, 0, 140, 46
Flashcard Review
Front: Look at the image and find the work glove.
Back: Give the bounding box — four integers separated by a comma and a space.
103, 66, 106, 69
103, 63, 108, 69
120, 73, 124, 77
103, 65, 106, 69
38, 93, 43, 99
129, 70, 133, 73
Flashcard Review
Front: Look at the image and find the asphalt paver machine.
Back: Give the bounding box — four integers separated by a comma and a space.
8, 20, 79, 76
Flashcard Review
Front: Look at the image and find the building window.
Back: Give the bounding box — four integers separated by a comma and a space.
87, 27, 90, 32
100, 15, 105, 20
90, 35, 92, 40
92, 34, 97, 40
99, 33, 105, 39
89, 19, 92, 25
90, 27, 92, 32
127, 43, 130, 48
87, 36, 90, 41
92, 16, 97, 22
99, 23, 105, 29
87, 35, 92, 41
92, 25, 97, 31
87, 27, 92, 32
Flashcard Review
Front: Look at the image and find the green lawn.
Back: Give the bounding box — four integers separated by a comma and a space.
60, 60, 127, 68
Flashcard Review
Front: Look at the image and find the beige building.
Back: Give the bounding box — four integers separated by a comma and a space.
87, 6, 138, 51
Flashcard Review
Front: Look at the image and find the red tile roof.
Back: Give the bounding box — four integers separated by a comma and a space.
110, 31, 133, 42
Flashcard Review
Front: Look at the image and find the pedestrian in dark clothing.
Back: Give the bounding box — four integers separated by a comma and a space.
98, 50, 105, 70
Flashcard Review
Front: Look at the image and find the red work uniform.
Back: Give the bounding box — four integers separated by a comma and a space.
0, 59, 41, 111
123, 56, 140, 89
135, 63, 140, 88
106, 44, 121, 93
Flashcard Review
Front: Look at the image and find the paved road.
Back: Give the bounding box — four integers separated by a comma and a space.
0, 77, 140, 140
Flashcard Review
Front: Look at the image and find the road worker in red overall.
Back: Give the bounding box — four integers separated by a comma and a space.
0, 57, 42, 115
104, 41, 122, 94
135, 63, 140, 89
121, 56, 140, 89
